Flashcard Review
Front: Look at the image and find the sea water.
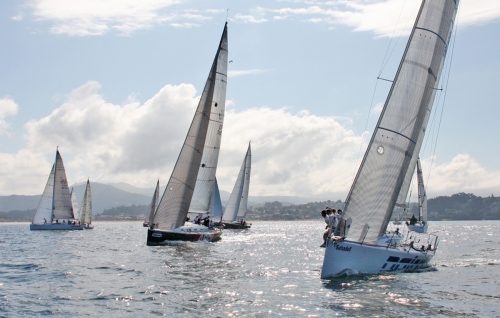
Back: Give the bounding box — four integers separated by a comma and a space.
0, 221, 498, 317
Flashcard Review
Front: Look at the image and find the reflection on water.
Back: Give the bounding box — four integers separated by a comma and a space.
0, 220, 499, 317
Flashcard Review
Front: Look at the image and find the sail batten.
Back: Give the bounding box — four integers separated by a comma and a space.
341, 0, 458, 243
152, 23, 228, 230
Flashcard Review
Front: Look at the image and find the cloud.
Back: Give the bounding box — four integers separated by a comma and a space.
228, 69, 270, 78
0, 97, 19, 135
250, 0, 500, 37
1, 82, 499, 199
424, 154, 500, 196
24, 0, 221, 36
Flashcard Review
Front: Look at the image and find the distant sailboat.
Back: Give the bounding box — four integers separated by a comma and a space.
80, 179, 93, 229
222, 143, 252, 229
147, 23, 228, 245
321, 0, 458, 278
143, 180, 160, 227
30, 149, 83, 230
407, 158, 428, 233
71, 187, 79, 221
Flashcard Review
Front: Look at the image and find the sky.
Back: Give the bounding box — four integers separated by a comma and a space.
1, 0, 500, 200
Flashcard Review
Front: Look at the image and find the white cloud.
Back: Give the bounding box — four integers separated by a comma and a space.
1, 82, 499, 199
228, 69, 270, 78
0, 97, 19, 135
25, 0, 221, 36
424, 154, 500, 196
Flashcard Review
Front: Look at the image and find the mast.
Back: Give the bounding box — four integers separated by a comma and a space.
152, 23, 228, 231
341, 0, 459, 243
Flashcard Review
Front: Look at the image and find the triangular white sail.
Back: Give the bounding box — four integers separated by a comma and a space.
71, 187, 80, 220
189, 28, 228, 214
80, 179, 92, 225
340, 0, 458, 243
32, 164, 56, 224
223, 143, 251, 222
152, 23, 228, 231
52, 150, 75, 220
236, 143, 251, 220
208, 178, 223, 220
416, 158, 427, 224
146, 180, 160, 226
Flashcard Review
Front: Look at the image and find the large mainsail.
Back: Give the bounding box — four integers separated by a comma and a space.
223, 143, 251, 222
416, 158, 427, 223
32, 164, 56, 224
342, 0, 458, 243
80, 179, 92, 224
189, 24, 228, 214
52, 150, 75, 220
152, 23, 228, 231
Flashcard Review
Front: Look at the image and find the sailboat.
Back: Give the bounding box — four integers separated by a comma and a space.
407, 158, 428, 233
143, 180, 160, 227
147, 23, 228, 245
80, 179, 93, 229
30, 149, 83, 230
222, 143, 252, 229
321, 0, 458, 278
70, 187, 79, 221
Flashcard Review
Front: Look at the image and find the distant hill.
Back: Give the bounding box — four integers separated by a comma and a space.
0, 182, 150, 215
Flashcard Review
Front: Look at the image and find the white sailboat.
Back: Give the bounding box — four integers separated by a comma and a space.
30, 149, 83, 230
407, 158, 428, 233
80, 179, 93, 229
143, 180, 160, 227
147, 23, 228, 245
321, 0, 458, 278
222, 143, 252, 229
70, 187, 79, 221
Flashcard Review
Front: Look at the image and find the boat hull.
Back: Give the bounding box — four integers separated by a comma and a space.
222, 221, 251, 229
147, 227, 222, 245
321, 239, 434, 279
30, 223, 83, 231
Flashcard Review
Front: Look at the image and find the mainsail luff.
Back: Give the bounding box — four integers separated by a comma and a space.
416, 158, 427, 222
152, 23, 228, 231
189, 22, 228, 214
236, 143, 251, 219
32, 164, 55, 224
341, 0, 458, 243
52, 150, 74, 220
147, 180, 160, 225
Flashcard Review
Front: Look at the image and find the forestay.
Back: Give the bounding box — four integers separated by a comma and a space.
152, 23, 228, 231
342, 0, 459, 243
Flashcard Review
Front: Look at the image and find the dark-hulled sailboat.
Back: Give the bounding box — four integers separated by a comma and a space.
147, 23, 228, 245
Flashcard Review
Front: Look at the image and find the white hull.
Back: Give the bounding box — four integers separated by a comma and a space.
30, 223, 83, 231
321, 239, 434, 279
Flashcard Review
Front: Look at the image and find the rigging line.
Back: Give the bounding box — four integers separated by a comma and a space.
378, 0, 409, 77
427, 11, 459, 185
